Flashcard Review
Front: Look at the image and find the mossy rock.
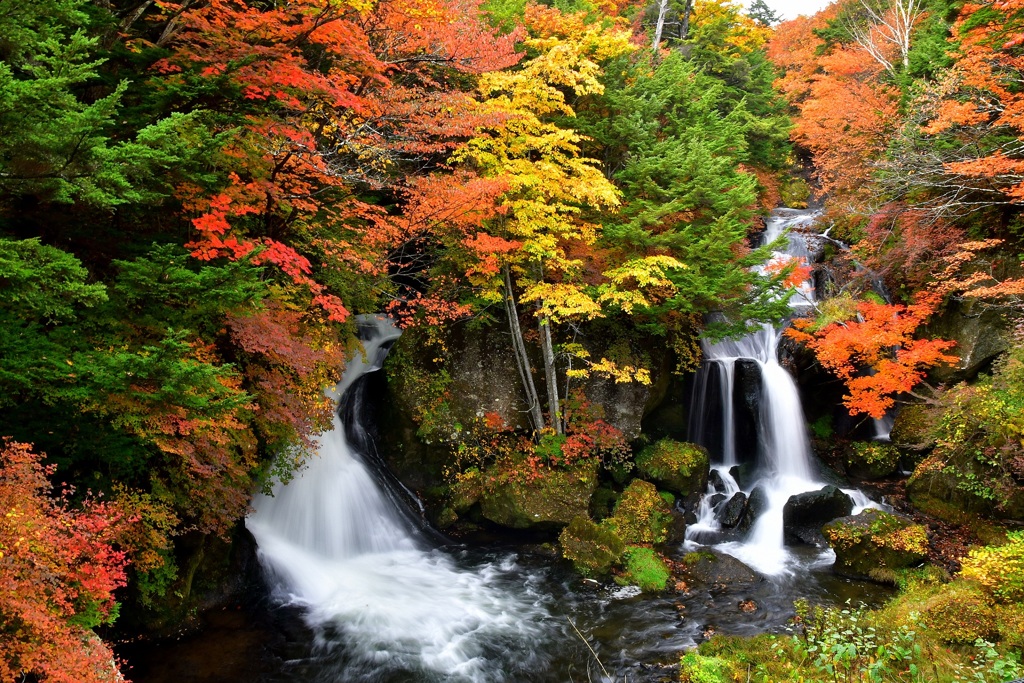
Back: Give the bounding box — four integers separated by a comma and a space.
908, 454, 1024, 522
890, 403, 938, 455
845, 441, 900, 480
920, 582, 997, 644
603, 479, 673, 545
822, 509, 928, 581
558, 516, 625, 577
680, 549, 761, 586
449, 468, 483, 513
635, 439, 709, 497
478, 459, 599, 530
616, 546, 669, 592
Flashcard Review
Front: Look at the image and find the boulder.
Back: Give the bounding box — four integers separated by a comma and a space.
783, 486, 855, 547
907, 454, 1024, 523
603, 479, 673, 545
709, 468, 727, 492
479, 459, 599, 530
739, 485, 770, 531
822, 509, 928, 581
681, 549, 762, 585
558, 516, 625, 577
716, 492, 748, 529
845, 442, 900, 480
890, 403, 938, 455
709, 493, 727, 509
733, 360, 762, 458
924, 298, 1011, 384
635, 439, 710, 497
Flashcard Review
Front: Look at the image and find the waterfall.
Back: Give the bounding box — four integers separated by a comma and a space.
686, 209, 874, 576
246, 315, 549, 682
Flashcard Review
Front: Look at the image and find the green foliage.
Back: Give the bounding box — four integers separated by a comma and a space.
680, 652, 729, 683
0, 238, 107, 322
617, 546, 669, 592
809, 414, 834, 439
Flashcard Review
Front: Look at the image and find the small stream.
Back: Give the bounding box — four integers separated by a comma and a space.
120, 209, 894, 683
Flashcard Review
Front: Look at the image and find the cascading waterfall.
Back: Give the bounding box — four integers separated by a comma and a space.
686, 209, 874, 576
246, 315, 550, 682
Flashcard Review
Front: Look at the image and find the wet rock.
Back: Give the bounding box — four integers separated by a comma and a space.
682, 491, 702, 525
822, 509, 928, 581
479, 459, 599, 530
709, 469, 727, 492
733, 360, 762, 458
709, 493, 727, 509
681, 549, 762, 585
635, 439, 710, 497
738, 486, 769, 531
717, 492, 748, 528
783, 485, 854, 547
728, 465, 746, 489
558, 516, 625, 577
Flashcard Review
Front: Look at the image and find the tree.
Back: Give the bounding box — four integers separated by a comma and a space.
842, 0, 926, 73
787, 293, 958, 418
0, 440, 128, 683
747, 0, 782, 26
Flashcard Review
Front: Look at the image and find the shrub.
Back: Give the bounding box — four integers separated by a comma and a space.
960, 531, 1024, 603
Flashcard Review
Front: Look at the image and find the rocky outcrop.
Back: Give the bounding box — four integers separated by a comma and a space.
890, 403, 938, 455
822, 509, 928, 582
635, 439, 710, 497
924, 298, 1011, 384
738, 486, 770, 531
783, 486, 854, 547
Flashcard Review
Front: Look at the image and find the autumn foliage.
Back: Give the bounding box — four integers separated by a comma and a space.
787, 293, 958, 418
0, 441, 128, 683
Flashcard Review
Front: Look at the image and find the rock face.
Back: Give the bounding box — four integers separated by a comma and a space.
635, 439, 710, 497
716, 492, 748, 529
783, 486, 855, 546
924, 298, 1011, 384
559, 516, 625, 577
479, 460, 599, 530
822, 509, 928, 581
681, 549, 761, 585
890, 403, 938, 455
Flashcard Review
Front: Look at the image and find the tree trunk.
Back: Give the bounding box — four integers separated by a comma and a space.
538, 314, 562, 434
504, 266, 545, 434
680, 0, 694, 40
652, 0, 670, 52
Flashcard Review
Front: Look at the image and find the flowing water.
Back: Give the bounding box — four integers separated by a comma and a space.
685, 209, 877, 577
121, 212, 891, 683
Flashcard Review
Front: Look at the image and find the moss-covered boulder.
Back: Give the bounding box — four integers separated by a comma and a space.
890, 403, 938, 455
635, 439, 709, 497
920, 582, 997, 644
822, 509, 928, 581
558, 516, 625, 577
907, 454, 1024, 523
617, 546, 670, 592
845, 441, 901, 480
478, 459, 599, 530
603, 479, 673, 545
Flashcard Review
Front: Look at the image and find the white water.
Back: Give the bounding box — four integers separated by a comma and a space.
247, 315, 549, 682
687, 210, 876, 577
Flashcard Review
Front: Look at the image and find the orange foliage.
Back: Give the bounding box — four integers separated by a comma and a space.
923, 0, 1024, 203
0, 441, 128, 683
157, 0, 522, 321
787, 293, 957, 417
